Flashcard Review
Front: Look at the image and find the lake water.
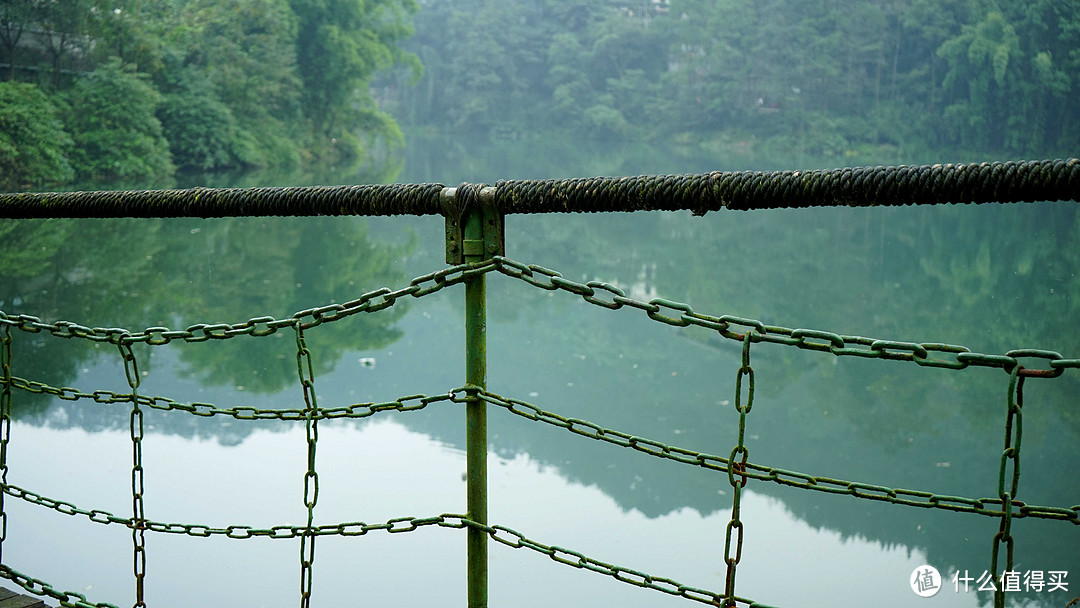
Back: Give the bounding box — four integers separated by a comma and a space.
1, 137, 1077, 607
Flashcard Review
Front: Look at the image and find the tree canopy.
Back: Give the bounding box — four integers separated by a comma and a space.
387, 0, 1079, 159
0, 80, 73, 189
2, 0, 1076, 190
0, 0, 420, 187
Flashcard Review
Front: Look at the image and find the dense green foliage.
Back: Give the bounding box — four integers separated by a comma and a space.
0, 215, 414, 405
291, 0, 420, 153
64, 58, 175, 180
0, 81, 73, 189
157, 69, 251, 171
3, 0, 1076, 189
388, 0, 1079, 159
0, 0, 419, 187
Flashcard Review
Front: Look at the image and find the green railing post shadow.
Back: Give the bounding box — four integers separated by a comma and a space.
445, 185, 502, 608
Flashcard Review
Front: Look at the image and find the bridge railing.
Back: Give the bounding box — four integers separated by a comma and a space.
0, 159, 1077, 608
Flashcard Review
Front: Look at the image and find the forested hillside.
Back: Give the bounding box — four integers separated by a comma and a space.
386, 0, 1078, 159
2, 0, 1076, 191
0, 0, 420, 190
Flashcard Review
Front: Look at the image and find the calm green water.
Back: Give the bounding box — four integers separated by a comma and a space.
1, 137, 1077, 607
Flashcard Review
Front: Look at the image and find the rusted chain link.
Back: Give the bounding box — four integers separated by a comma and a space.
475, 390, 1079, 523
7, 376, 454, 420
0, 564, 120, 608
991, 367, 1025, 608
118, 344, 146, 608
488, 257, 1079, 378
0, 327, 11, 565
295, 326, 319, 608
0, 259, 495, 344
721, 334, 755, 607
1, 256, 1076, 378
458, 517, 778, 607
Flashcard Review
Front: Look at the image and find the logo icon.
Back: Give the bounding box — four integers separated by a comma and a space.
911, 565, 942, 597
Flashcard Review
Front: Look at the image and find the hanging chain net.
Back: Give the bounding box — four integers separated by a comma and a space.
0, 254, 1076, 608
0, 160, 1078, 608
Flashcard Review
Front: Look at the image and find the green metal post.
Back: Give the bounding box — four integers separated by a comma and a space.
464, 205, 488, 608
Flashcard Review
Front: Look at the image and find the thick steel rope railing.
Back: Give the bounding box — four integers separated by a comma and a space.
0, 159, 1076, 218
0, 159, 1078, 608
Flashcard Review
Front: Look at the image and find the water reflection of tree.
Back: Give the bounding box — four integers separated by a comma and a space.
0, 214, 414, 417
0, 217, 171, 420
511, 200, 1080, 433
166, 216, 413, 394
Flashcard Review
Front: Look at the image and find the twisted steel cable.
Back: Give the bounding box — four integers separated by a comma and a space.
0, 159, 1075, 218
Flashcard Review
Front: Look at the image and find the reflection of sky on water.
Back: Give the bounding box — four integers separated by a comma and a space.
5, 418, 983, 608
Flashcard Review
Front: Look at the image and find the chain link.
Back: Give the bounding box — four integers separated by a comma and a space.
0, 326, 11, 564
487, 257, 1080, 378
459, 517, 778, 607
0, 484, 467, 539
0, 380, 1075, 607
0, 260, 502, 347
1, 256, 1076, 379
476, 389, 1079, 524
992, 367, 1024, 608
7, 375, 455, 421
10, 378, 1073, 541
721, 334, 755, 606
295, 326, 319, 608
12, 449, 1071, 546
0, 564, 121, 608
1, 254, 1079, 608
1, 504, 773, 608
118, 343, 146, 608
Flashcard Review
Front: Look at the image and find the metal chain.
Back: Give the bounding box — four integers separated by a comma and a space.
476, 390, 1079, 524
722, 334, 754, 607
0, 563, 121, 608
1, 254, 1078, 608
0, 513, 468, 608
295, 325, 319, 608
119, 343, 146, 608
7, 375, 454, 421
0, 325, 12, 564
2, 371, 1074, 564
0, 260, 497, 346
992, 366, 1024, 608
458, 517, 777, 608
489, 257, 1079, 378
0, 490, 466, 538
1, 256, 1076, 379
9, 366, 1076, 525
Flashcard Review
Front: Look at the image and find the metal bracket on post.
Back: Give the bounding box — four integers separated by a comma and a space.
444, 185, 504, 264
